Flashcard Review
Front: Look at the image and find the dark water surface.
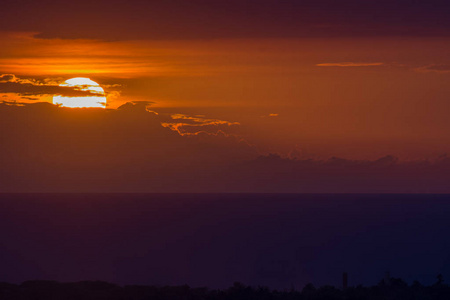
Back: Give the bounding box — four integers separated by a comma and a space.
0, 193, 449, 289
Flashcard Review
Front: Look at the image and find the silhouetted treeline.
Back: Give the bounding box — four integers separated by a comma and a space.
1, 277, 450, 300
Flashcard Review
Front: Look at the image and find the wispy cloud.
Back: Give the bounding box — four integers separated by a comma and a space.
415, 64, 450, 73
161, 113, 240, 136
316, 62, 385, 67
260, 113, 279, 118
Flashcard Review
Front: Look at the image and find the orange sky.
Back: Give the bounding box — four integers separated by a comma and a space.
2, 0, 450, 192
2, 31, 450, 159
1, 1, 450, 160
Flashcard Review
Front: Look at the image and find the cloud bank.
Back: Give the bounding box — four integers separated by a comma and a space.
0, 102, 254, 192
2, 102, 450, 192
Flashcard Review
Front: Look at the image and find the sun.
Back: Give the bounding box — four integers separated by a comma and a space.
53, 78, 106, 108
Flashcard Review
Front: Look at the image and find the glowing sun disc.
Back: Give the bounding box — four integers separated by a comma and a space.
53, 77, 106, 108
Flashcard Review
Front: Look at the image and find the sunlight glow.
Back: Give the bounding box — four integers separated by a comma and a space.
53, 77, 106, 108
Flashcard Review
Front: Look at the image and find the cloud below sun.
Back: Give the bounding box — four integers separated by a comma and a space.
2, 102, 450, 193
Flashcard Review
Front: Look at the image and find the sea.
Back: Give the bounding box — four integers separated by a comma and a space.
0, 193, 449, 289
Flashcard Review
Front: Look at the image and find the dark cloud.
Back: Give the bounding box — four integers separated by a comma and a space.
1, 0, 450, 40
2, 101, 450, 192
20, 96, 40, 101
0, 74, 104, 97
231, 154, 450, 193
0, 102, 255, 192
0, 74, 16, 82
0, 82, 104, 97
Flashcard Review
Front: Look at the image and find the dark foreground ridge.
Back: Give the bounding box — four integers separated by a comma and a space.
1, 277, 450, 300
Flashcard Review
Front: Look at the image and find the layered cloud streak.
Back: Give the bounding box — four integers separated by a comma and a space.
0, 74, 105, 98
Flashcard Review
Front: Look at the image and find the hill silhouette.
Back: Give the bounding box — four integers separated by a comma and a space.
1, 276, 449, 300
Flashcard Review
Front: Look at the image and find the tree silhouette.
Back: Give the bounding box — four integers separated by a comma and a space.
0, 277, 449, 300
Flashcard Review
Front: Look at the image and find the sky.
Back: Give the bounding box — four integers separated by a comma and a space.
2, 0, 450, 192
